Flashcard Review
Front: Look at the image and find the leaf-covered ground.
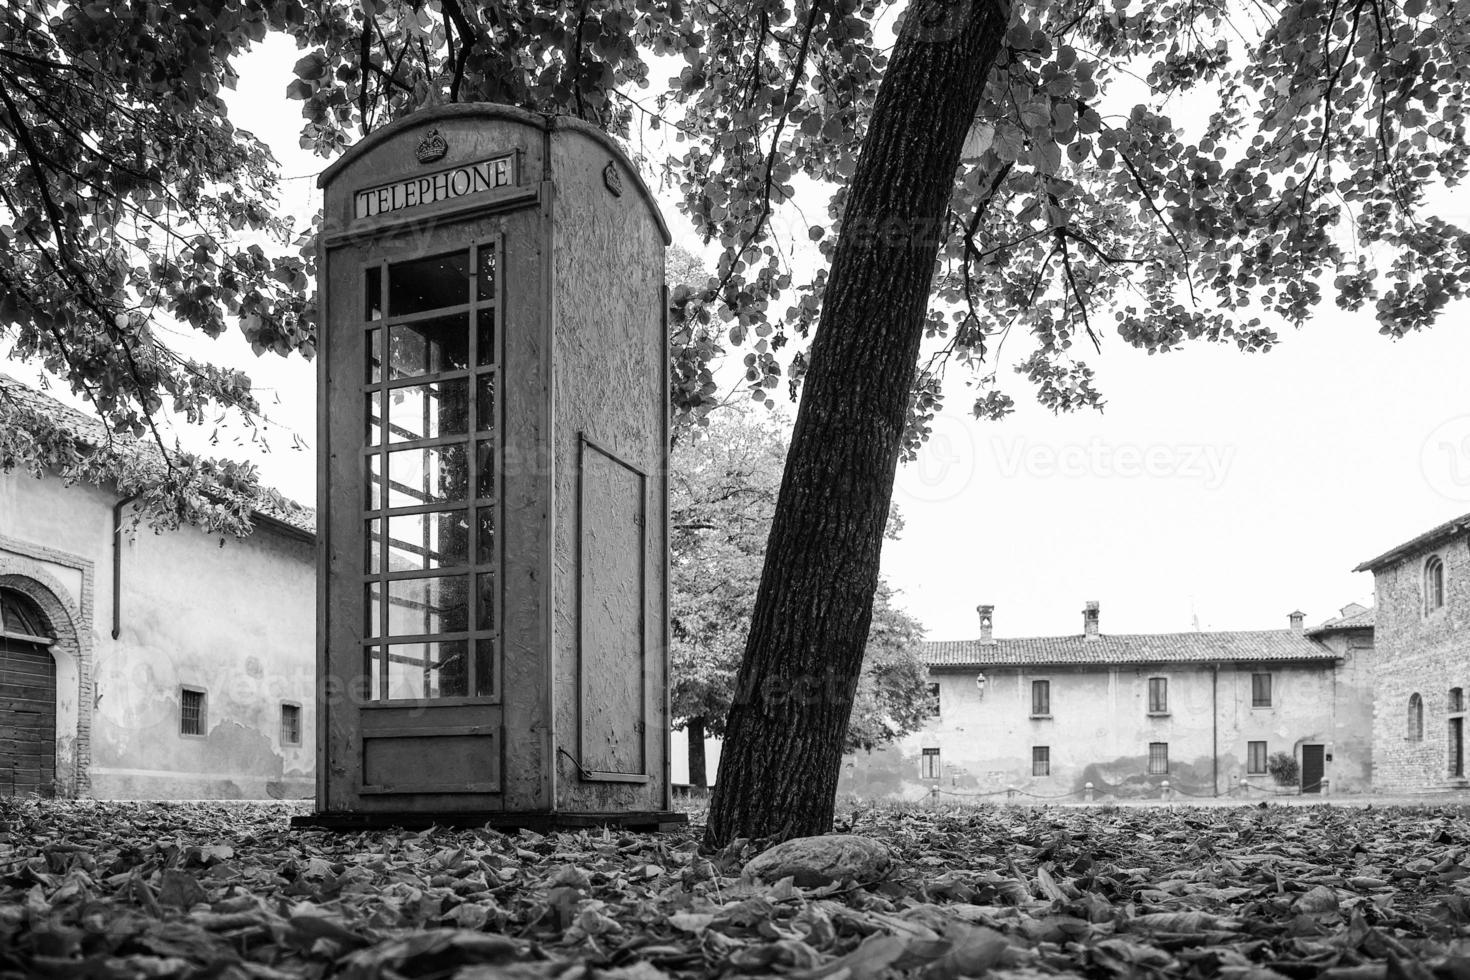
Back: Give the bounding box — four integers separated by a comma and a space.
4, 799, 1470, 979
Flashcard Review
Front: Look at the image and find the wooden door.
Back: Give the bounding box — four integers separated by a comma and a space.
1301, 744, 1324, 794
0, 634, 55, 797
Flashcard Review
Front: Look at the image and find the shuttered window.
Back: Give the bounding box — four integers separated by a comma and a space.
1247, 741, 1267, 773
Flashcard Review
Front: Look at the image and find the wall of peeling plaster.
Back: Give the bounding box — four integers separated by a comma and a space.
1, 468, 315, 799
839, 658, 1373, 802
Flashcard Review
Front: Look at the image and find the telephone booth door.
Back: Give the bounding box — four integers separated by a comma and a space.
321, 208, 542, 812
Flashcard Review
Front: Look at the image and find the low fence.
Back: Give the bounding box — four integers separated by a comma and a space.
910, 776, 1332, 805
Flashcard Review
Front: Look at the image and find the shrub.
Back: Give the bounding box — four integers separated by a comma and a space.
1267, 751, 1300, 787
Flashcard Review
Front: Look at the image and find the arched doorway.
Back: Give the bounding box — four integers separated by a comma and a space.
0, 587, 57, 796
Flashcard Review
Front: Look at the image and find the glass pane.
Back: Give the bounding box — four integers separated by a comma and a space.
476, 511, 494, 565
476, 307, 495, 367
385, 574, 469, 637
367, 327, 381, 382
367, 646, 383, 701
388, 251, 470, 317
365, 266, 383, 321
366, 454, 382, 510
387, 445, 468, 507
476, 439, 495, 500
365, 583, 381, 637
386, 380, 469, 444
476, 245, 495, 301
474, 637, 494, 697
366, 518, 382, 574
366, 391, 381, 446
386, 511, 470, 572
387, 314, 470, 379
383, 641, 468, 699
476, 374, 494, 432
477, 571, 495, 630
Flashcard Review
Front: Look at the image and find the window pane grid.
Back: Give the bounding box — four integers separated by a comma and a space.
921, 748, 940, 779
1148, 742, 1169, 775
282, 704, 301, 745
180, 689, 204, 736
360, 243, 500, 702
1032, 746, 1050, 777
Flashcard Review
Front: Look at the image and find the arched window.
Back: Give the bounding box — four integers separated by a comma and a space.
1426, 556, 1446, 613
0, 587, 52, 638
1409, 693, 1425, 741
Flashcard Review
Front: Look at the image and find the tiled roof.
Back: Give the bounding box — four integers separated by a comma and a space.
1354, 512, 1470, 573
924, 629, 1337, 668
1306, 604, 1375, 635
0, 372, 316, 535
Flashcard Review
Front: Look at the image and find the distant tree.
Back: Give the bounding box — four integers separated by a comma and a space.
669, 405, 927, 786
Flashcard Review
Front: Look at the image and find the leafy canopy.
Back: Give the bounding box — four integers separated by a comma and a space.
2, 0, 1467, 519
669, 404, 930, 753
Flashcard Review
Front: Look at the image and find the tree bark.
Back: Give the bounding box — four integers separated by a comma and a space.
705, 0, 1008, 846
687, 716, 708, 788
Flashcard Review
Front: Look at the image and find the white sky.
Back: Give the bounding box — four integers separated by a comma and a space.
10, 33, 1470, 644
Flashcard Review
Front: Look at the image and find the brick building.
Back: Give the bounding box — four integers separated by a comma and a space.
1356, 513, 1470, 792
1, 375, 316, 799
840, 601, 1375, 801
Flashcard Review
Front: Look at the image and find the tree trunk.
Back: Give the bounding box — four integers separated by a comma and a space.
705, 0, 1007, 846
687, 716, 708, 788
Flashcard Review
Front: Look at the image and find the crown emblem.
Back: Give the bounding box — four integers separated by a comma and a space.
415, 129, 448, 164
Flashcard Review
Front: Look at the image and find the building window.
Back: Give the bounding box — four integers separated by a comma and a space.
180, 688, 206, 737
1032, 746, 1050, 776
1251, 673, 1272, 708
1409, 693, 1424, 741
1247, 740, 1268, 774
281, 703, 302, 746
1031, 679, 1051, 716
920, 747, 941, 780
1451, 688, 1464, 713
925, 683, 941, 718
1148, 677, 1168, 714
1148, 742, 1169, 775
1426, 555, 1446, 613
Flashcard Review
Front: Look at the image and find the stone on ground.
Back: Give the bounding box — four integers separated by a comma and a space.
742, 834, 892, 886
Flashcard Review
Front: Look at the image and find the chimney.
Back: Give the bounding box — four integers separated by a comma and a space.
977, 604, 995, 644
1289, 610, 1305, 633
1083, 601, 1100, 640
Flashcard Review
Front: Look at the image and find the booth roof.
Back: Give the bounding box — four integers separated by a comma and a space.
316, 103, 672, 247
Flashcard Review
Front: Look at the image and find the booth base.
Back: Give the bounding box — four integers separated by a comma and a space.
291, 809, 689, 833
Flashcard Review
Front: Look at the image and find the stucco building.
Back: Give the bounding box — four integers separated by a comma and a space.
840, 601, 1375, 801
1, 374, 316, 799
1356, 513, 1470, 792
